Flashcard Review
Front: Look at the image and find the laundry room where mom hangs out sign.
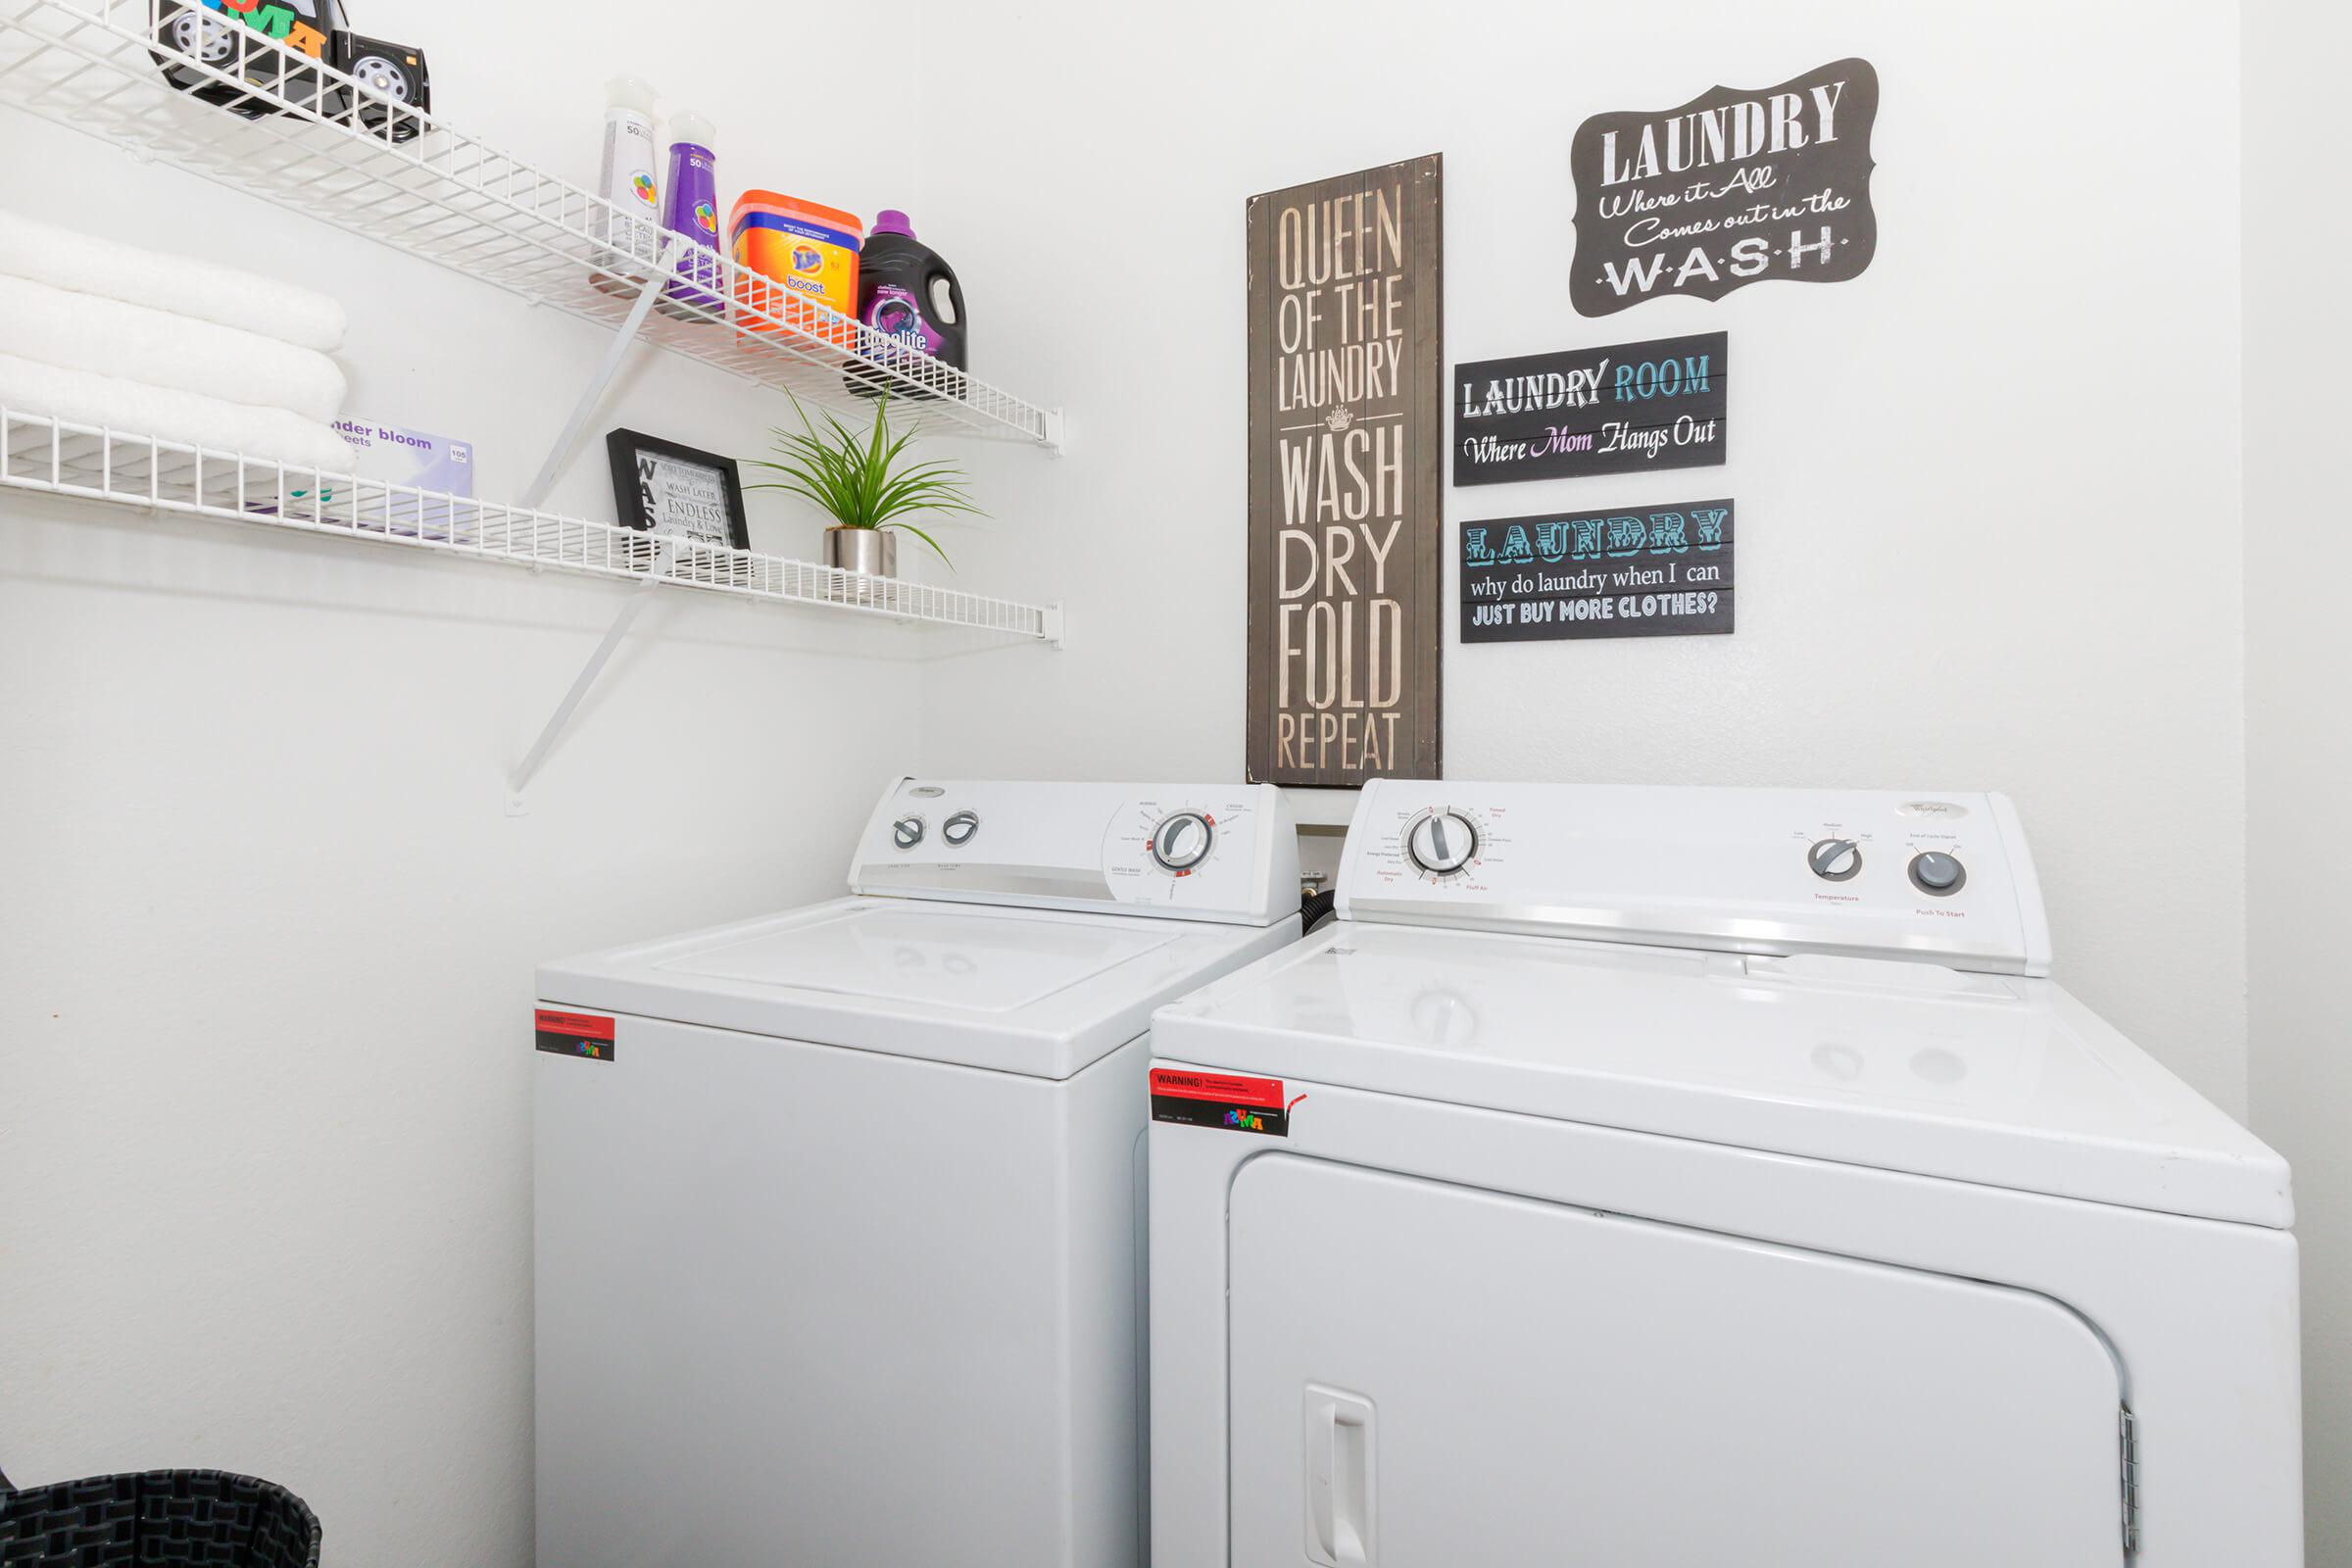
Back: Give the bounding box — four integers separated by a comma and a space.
1246, 155, 1445, 788
1456, 331, 1726, 486
1571, 58, 1879, 316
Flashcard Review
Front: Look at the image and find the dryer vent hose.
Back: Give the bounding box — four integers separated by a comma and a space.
1301, 888, 1337, 932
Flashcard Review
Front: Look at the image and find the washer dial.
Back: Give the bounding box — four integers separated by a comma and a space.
1807, 838, 1863, 882
942, 810, 981, 848
1151, 811, 1214, 872
891, 815, 925, 851
1405, 809, 1480, 877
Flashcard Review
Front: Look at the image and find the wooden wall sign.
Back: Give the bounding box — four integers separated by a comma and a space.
1455, 330, 1727, 485
1462, 500, 1735, 642
1246, 155, 1444, 788
1570, 58, 1879, 317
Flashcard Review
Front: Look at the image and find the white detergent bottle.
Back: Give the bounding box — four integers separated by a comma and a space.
593, 75, 662, 290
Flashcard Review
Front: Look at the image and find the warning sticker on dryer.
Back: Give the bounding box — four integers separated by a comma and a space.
1150, 1068, 1292, 1137
535, 1008, 615, 1061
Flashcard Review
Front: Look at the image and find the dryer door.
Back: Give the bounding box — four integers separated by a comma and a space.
1228, 1157, 2125, 1567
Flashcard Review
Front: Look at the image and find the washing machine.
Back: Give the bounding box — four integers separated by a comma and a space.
1149, 781, 2298, 1568
534, 777, 1299, 1568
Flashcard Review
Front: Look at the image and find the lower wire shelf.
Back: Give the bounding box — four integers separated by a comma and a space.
0, 409, 1061, 643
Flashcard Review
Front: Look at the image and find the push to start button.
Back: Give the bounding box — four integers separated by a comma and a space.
1909, 852, 1966, 896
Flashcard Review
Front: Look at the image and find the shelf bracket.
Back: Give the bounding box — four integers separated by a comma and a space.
517, 233, 683, 513
506, 543, 677, 813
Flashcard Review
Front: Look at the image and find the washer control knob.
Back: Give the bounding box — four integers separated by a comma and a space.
1807, 838, 1863, 882
891, 815, 925, 851
1909, 852, 1966, 896
942, 809, 981, 848
1151, 811, 1214, 872
1406, 810, 1480, 877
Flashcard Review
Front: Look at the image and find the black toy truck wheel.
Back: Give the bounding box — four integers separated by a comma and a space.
328, 33, 429, 143
149, 0, 276, 119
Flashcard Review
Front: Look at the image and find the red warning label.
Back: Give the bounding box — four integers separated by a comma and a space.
1150, 1068, 1290, 1136
535, 1008, 616, 1061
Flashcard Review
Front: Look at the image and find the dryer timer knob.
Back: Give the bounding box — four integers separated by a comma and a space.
1406, 810, 1479, 876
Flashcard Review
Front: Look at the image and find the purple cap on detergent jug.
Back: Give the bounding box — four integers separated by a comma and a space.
871, 210, 915, 237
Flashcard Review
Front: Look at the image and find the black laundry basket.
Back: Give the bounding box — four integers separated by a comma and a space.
0, 1464, 320, 1567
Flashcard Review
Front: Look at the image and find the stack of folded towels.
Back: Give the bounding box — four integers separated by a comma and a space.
0, 208, 357, 470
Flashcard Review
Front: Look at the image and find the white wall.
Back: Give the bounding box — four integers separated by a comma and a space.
0, 5, 987, 1564
916, 0, 2251, 1113
2244, 1, 2352, 1561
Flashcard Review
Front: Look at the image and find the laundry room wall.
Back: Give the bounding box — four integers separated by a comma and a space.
913, 1, 2252, 1114
0, 4, 2281, 1567
2243, 1, 2352, 1561
0, 8, 975, 1566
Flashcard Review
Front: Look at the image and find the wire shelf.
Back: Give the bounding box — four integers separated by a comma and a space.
0, 408, 1061, 640
0, 0, 1061, 447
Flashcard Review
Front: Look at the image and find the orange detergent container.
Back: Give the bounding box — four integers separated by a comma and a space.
730, 192, 863, 348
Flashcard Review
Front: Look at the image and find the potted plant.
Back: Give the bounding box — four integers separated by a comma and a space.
746, 395, 979, 591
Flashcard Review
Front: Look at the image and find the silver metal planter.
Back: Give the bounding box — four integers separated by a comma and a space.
823, 526, 896, 606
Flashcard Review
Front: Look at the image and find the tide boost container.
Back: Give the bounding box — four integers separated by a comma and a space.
731, 192, 863, 348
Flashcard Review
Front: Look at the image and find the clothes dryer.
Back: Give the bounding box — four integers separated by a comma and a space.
1150, 781, 2295, 1567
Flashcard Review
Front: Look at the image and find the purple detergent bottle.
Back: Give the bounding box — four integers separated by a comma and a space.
853, 210, 966, 398
660, 110, 722, 320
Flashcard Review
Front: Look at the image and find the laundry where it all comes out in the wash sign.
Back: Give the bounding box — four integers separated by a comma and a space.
1245, 155, 1444, 788
1570, 58, 1878, 316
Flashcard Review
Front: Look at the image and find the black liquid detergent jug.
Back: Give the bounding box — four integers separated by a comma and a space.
852, 210, 966, 399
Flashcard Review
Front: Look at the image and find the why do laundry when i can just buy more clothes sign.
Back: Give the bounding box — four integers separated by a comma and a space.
1462, 502, 1735, 642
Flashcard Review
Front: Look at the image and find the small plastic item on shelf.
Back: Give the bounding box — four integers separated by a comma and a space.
659, 110, 723, 320
851, 209, 965, 399
149, 0, 430, 143
591, 75, 662, 293
730, 191, 863, 348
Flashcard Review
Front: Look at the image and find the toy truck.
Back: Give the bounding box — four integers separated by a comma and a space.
152, 0, 430, 143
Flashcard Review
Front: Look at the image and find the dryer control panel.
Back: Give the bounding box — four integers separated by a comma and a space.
850, 779, 1301, 926
1337, 781, 2051, 975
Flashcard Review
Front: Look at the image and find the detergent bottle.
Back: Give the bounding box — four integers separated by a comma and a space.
591, 76, 662, 291
660, 110, 723, 320
852, 210, 965, 398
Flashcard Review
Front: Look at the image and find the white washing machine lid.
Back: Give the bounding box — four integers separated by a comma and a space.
1152, 922, 2291, 1227
540, 897, 1299, 1079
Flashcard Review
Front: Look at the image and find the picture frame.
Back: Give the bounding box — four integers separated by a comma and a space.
606, 428, 751, 551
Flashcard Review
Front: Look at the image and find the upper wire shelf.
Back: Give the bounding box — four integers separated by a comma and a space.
0, 0, 1062, 447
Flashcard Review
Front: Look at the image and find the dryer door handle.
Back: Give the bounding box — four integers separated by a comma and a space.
1303, 1384, 1375, 1566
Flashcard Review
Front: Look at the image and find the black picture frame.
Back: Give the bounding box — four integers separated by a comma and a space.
606, 429, 751, 551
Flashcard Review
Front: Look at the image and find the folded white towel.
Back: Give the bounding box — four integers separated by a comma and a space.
0, 209, 348, 353
0, 353, 357, 471
0, 274, 348, 423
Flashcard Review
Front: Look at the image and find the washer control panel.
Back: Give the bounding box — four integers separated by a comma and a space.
1338, 782, 2049, 975
849, 779, 1299, 925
